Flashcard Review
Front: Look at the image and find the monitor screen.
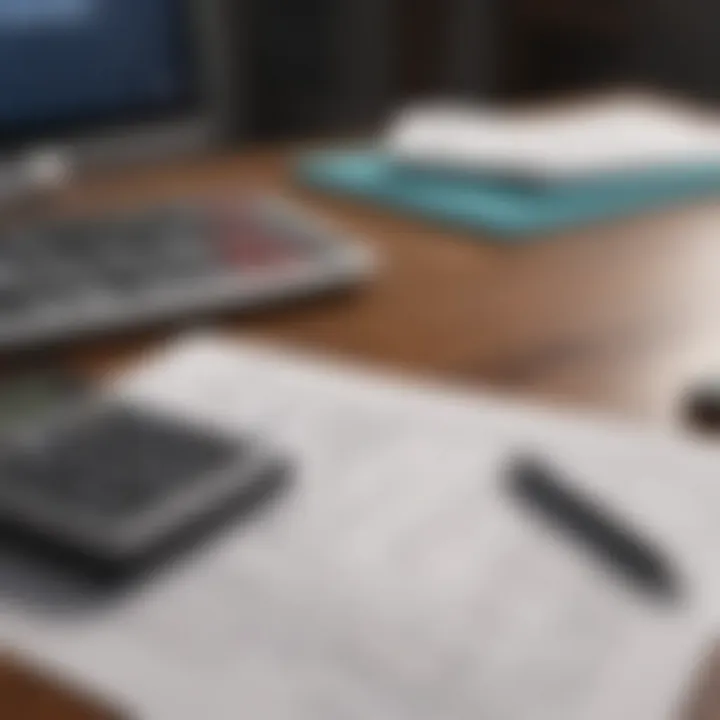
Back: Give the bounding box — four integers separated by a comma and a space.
0, 0, 201, 150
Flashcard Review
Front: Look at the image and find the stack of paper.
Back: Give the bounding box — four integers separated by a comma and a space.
387, 95, 720, 181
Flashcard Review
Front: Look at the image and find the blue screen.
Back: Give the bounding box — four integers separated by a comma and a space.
0, 0, 194, 137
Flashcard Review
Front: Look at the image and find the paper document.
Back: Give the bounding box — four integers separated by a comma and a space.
387, 95, 720, 180
2, 334, 720, 719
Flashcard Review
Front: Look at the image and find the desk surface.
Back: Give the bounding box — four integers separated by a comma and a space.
4, 146, 720, 718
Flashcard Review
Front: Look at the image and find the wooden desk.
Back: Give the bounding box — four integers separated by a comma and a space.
4, 147, 720, 718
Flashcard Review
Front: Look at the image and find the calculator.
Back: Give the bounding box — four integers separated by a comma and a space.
0, 375, 289, 579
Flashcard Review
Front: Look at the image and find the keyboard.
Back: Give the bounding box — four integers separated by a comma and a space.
0, 195, 374, 349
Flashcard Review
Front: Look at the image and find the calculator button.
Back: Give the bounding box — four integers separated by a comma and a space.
0, 409, 240, 521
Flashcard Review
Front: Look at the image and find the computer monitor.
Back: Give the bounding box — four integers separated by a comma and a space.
0, 0, 235, 187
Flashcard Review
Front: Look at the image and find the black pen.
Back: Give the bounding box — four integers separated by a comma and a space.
507, 457, 681, 601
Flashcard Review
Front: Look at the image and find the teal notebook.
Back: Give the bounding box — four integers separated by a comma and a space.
296, 150, 720, 241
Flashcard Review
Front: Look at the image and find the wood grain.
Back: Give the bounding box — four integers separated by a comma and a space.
3, 146, 720, 718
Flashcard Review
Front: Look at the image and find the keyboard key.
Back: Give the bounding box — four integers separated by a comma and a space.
0, 197, 370, 348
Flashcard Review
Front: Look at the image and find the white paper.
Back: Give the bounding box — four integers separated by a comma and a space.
2, 333, 720, 720
387, 96, 720, 180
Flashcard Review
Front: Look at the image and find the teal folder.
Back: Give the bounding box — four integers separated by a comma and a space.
296, 150, 720, 241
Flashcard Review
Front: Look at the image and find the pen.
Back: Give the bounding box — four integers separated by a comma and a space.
507, 457, 681, 601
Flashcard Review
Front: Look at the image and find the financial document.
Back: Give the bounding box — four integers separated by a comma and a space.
3, 334, 720, 719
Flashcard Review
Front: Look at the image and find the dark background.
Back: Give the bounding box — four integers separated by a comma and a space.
3, 0, 717, 145
243, 0, 720, 140
391, 0, 720, 103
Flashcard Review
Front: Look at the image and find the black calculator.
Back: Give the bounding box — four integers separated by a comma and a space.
0, 375, 288, 580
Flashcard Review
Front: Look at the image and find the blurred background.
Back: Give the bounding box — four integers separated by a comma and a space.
3, 0, 720, 168
239, 0, 720, 141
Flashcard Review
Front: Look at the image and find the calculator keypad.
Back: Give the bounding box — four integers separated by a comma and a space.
0, 408, 239, 521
